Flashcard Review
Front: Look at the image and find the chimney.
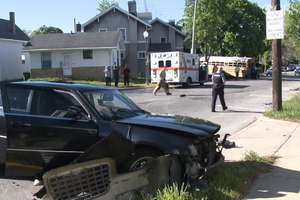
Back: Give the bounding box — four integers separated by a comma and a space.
128, 1, 137, 16
9, 12, 16, 34
76, 23, 82, 32
169, 20, 176, 27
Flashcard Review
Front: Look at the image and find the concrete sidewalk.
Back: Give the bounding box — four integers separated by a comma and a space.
223, 117, 300, 200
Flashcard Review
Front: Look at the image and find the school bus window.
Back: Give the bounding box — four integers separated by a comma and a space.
166, 60, 172, 67
158, 60, 164, 67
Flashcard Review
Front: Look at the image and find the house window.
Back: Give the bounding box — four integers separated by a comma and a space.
41, 52, 52, 69
99, 28, 108, 32
118, 28, 128, 41
158, 60, 164, 67
83, 50, 93, 59
161, 37, 167, 43
137, 51, 146, 59
166, 60, 172, 67
21, 55, 25, 64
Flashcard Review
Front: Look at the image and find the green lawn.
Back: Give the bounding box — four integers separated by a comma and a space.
29, 77, 155, 88
265, 93, 300, 122
144, 152, 276, 200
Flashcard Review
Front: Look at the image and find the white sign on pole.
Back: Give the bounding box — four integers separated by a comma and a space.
266, 10, 284, 40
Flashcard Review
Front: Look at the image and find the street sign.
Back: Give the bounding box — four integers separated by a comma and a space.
266, 10, 284, 40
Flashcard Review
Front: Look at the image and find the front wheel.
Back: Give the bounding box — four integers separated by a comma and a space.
125, 148, 162, 171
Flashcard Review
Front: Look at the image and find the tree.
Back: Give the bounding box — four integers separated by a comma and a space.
285, 0, 300, 59
184, 0, 265, 60
262, 50, 272, 68
32, 25, 63, 35
97, 0, 119, 12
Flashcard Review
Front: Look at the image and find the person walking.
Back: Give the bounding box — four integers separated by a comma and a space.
104, 66, 112, 86
211, 65, 228, 112
113, 65, 120, 87
123, 65, 130, 87
153, 67, 171, 96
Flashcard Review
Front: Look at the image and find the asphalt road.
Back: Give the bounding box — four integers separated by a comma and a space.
125, 78, 300, 136
1, 78, 300, 200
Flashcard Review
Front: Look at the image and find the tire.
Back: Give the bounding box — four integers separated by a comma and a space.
125, 148, 162, 172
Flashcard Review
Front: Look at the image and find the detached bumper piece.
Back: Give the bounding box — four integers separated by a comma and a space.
43, 156, 181, 200
43, 159, 113, 200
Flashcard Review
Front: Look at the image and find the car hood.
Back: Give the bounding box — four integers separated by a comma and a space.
117, 114, 221, 138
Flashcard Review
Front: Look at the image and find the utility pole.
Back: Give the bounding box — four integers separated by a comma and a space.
272, 0, 282, 111
190, 0, 197, 54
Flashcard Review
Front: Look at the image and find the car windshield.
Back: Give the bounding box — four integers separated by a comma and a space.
83, 90, 146, 120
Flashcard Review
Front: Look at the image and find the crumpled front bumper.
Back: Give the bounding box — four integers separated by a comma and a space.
183, 134, 232, 182
205, 154, 224, 177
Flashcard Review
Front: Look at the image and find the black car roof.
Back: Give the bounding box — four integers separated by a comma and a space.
8, 81, 116, 91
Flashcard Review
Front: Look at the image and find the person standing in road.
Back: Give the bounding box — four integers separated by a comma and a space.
211, 65, 228, 112
113, 65, 120, 87
104, 66, 112, 86
235, 64, 240, 80
123, 65, 130, 87
153, 67, 171, 96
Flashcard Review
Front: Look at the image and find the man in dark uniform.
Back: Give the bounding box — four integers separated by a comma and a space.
211, 65, 228, 112
113, 65, 120, 87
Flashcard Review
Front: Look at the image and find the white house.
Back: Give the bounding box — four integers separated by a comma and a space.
23, 31, 125, 81
0, 12, 30, 82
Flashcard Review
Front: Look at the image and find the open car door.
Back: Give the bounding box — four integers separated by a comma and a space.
0, 84, 7, 175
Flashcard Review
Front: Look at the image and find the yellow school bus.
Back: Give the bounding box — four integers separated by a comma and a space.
200, 56, 256, 78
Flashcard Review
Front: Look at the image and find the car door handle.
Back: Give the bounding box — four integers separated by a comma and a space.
22, 123, 32, 127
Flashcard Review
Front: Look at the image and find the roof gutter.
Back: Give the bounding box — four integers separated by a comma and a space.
0, 38, 29, 43
82, 6, 151, 28
23, 46, 118, 52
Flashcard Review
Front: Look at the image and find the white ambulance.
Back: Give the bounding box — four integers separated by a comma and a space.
150, 51, 208, 87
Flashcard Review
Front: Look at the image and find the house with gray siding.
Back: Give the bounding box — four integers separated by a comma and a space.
149, 18, 184, 52
24, 32, 124, 81
82, 1, 185, 77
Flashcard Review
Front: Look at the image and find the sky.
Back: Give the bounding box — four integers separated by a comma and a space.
0, 0, 291, 33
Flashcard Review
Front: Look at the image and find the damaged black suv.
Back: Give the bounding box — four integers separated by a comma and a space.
0, 81, 228, 181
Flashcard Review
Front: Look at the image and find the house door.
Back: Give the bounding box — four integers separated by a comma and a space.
63, 54, 72, 77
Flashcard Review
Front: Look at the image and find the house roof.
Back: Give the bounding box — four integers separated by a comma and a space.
23, 32, 122, 51
83, 6, 151, 29
150, 18, 185, 36
0, 19, 30, 41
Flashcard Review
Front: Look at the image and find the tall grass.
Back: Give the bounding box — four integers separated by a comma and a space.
144, 152, 275, 200
29, 77, 154, 88
265, 93, 300, 121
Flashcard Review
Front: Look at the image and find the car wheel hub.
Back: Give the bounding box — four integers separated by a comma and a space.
129, 156, 154, 171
